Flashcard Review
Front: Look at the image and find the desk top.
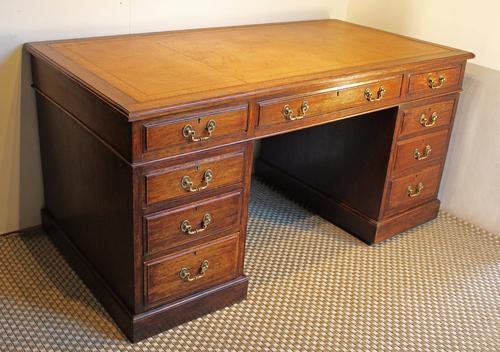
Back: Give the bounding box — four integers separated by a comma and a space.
27, 20, 473, 118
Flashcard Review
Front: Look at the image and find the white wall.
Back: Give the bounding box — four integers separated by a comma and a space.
0, 1, 348, 234
347, 0, 500, 234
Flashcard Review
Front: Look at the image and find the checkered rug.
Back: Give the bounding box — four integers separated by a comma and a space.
1, 180, 499, 351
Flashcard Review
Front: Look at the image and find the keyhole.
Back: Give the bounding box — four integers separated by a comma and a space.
336, 91, 340, 96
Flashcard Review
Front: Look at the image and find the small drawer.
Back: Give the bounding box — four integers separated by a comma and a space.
144, 190, 242, 256
145, 149, 245, 206
386, 164, 441, 213
408, 65, 462, 97
143, 105, 248, 156
145, 233, 239, 306
399, 97, 456, 138
393, 130, 449, 173
258, 75, 403, 127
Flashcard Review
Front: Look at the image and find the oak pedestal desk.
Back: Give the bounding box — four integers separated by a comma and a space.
26, 20, 474, 342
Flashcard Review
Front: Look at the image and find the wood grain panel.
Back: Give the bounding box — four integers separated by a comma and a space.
145, 191, 242, 257
393, 130, 449, 173
143, 105, 248, 155
408, 65, 462, 97
386, 164, 442, 213
258, 75, 403, 127
399, 97, 456, 138
145, 151, 245, 206
145, 234, 239, 307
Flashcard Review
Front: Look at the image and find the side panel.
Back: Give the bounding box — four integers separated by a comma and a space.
31, 55, 132, 161
36, 93, 135, 312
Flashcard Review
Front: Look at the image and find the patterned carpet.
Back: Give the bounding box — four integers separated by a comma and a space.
0, 180, 499, 351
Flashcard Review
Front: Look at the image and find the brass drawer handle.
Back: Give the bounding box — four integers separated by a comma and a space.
414, 145, 432, 161
407, 182, 424, 198
181, 169, 214, 192
428, 75, 445, 89
179, 260, 209, 282
180, 213, 212, 235
282, 101, 309, 120
182, 119, 216, 142
364, 86, 385, 102
420, 112, 438, 127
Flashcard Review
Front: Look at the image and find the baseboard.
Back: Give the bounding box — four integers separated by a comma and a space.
0, 224, 42, 237
255, 159, 439, 244
132, 276, 248, 342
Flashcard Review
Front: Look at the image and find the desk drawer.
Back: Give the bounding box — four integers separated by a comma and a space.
386, 164, 441, 213
144, 191, 242, 256
145, 150, 245, 206
258, 75, 403, 127
408, 65, 462, 97
399, 97, 456, 138
393, 130, 449, 173
143, 105, 248, 155
145, 234, 239, 306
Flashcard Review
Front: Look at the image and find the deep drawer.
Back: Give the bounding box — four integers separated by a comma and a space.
386, 164, 442, 214
145, 149, 245, 206
393, 129, 449, 173
399, 97, 456, 138
258, 75, 403, 127
142, 105, 248, 157
144, 190, 242, 256
145, 233, 240, 307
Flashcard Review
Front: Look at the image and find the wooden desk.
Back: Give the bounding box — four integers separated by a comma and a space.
26, 20, 474, 342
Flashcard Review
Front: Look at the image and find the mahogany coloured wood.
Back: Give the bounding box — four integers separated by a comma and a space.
26, 20, 474, 342
386, 163, 442, 213
144, 190, 242, 257
258, 75, 403, 127
408, 65, 462, 97
143, 104, 248, 156
392, 129, 449, 173
399, 96, 456, 138
144, 149, 245, 206
145, 234, 240, 308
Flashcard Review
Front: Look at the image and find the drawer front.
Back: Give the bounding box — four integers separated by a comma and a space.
145, 191, 242, 256
408, 65, 462, 97
145, 150, 245, 206
145, 234, 239, 306
258, 75, 403, 127
400, 97, 456, 138
393, 130, 449, 173
387, 164, 442, 213
143, 105, 248, 155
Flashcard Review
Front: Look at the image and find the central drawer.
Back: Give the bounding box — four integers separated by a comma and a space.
145, 234, 240, 307
257, 75, 403, 127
